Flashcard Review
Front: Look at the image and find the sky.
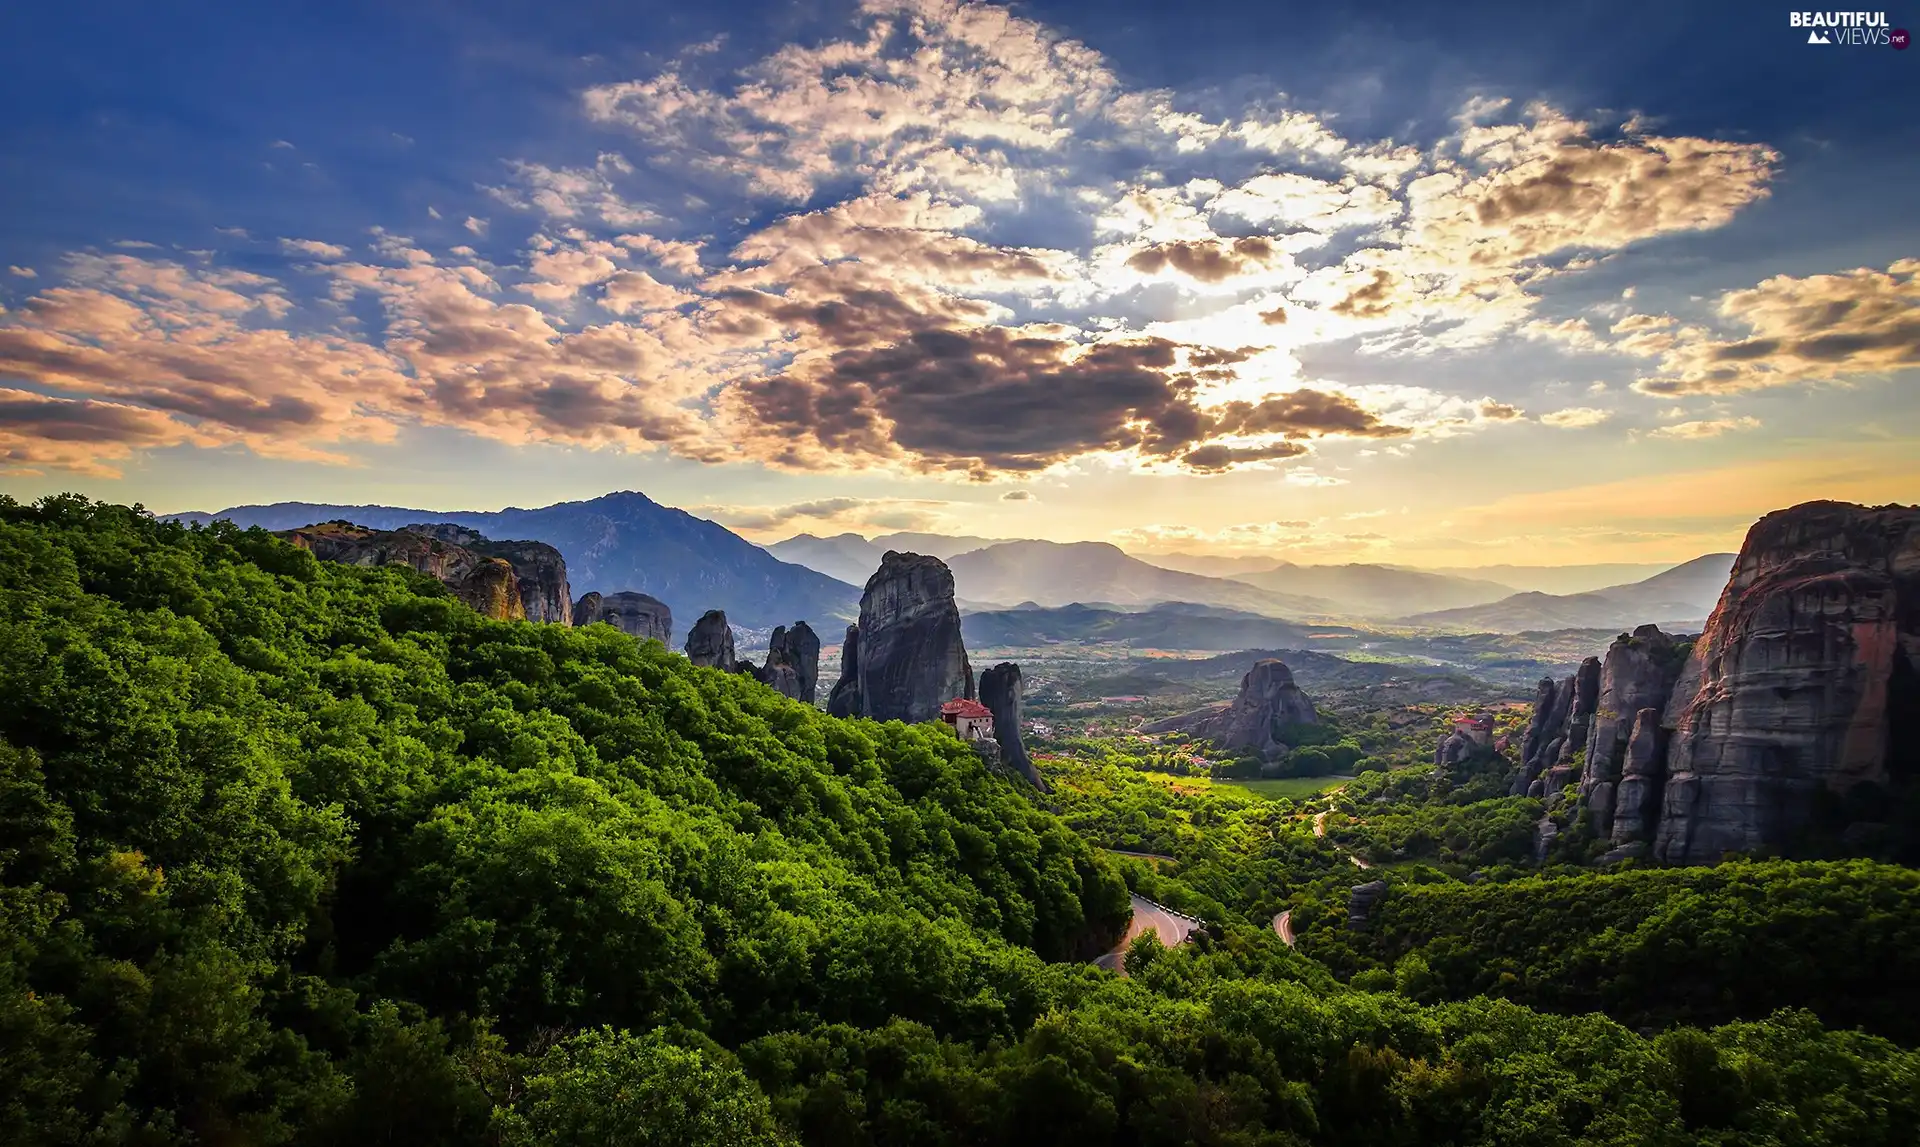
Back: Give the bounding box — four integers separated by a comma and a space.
1, 0, 1916, 566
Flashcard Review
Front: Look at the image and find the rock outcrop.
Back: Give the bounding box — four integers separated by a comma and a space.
1651, 501, 1920, 863
279, 521, 533, 621
1140, 659, 1318, 756
573, 590, 673, 644
400, 523, 571, 624
847, 552, 973, 724
1578, 625, 1688, 833
1512, 656, 1601, 798
1347, 880, 1389, 929
684, 610, 739, 672
757, 621, 822, 703
979, 663, 1046, 790
827, 625, 861, 718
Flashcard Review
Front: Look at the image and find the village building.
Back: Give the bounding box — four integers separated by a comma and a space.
940, 698, 995, 743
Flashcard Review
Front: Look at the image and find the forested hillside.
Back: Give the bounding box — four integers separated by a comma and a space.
3, 496, 1917, 1146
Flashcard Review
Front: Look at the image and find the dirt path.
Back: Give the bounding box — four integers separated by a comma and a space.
1314, 797, 1373, 869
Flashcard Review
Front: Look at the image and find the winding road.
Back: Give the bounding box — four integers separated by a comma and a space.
1094, 894, 1205, 974
1274, 793, 1369, 949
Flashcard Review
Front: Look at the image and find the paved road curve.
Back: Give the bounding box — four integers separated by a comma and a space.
1272, 909, 1295, 947
1094, 894, 1204, 973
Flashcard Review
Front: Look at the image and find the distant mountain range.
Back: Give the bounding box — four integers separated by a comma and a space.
1410, 561, 1680, 596
1399, 553, 1736, 632
1226, 562, 1514, 615
962, 602, 1342, 651
1132, 552, 1293, 578
945, 541, 1342, 616
765, 531, 1022, 585
170, 492, 860, 630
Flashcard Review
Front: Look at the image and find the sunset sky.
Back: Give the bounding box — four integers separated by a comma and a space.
2, 0, 1916, 565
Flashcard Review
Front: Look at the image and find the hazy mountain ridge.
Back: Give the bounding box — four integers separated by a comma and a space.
1226, 561, 1516, 615
1400, 553, 1737, 632
170, 492, 860, 629
945, 540, 1344, 616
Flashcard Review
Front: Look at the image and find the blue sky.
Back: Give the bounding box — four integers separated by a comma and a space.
2, 0, 1915, 563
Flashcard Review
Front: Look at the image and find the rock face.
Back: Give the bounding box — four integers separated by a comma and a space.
978, 663, 1045, 790
1140, 659, 1318, 756
685, 610, 739, 672
400, 523, 571, 624
1347, 880, 1390, 929
757, 622, 822, 703
848, 552, 973, 724
279, 521, 533, 621
1651, 501, 1920, 863
827, 625, 861, 718
1609, 708, 1668, 845
1579, 625, 1689, 834
1512, 656, 1601, 797
573, 591, 673, 644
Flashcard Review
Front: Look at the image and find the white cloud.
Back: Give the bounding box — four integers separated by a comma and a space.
1540, 406, 1611, 428
1648, 416, 1761, 439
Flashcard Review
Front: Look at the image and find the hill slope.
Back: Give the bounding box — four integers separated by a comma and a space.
172, 490, 859, 628
963, 601, 1334, 650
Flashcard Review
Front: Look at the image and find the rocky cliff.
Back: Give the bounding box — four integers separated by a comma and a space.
1520, 500, 1920, 864
685, 610, 739, 672
574, 590, 673, 644
827, 625, 861, 718
1651, 500, 1920, 863
1578, 625, 1690, 836
400, 523, 571, 624
847, 552, 973, 724
1140, 659, 1318, 756
979, 663, 1045, 790
757, 621, 822, 703
278, 521, 529, 621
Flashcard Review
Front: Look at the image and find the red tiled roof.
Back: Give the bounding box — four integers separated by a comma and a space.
941, 699, 992, 719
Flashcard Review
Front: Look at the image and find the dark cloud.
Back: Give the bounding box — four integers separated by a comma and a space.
1187, 345, 1261, 368
1259, 305, 1288, 325
1210, 389, 1412, 439
1127, 237, 1278, 283
1180, 440, 1311, 472
1330, 269, 1401, 318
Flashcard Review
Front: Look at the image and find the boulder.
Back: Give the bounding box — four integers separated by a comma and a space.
827, 624, 861, 718
1347, 880, 1390, 930
573, 590, 672, 644
979, 663, 1046, 790
279, 521, 531, 621
1652, 500, 1920, 863
684, 610, 739, 671
852, 552, 973, 724
1140, 659, 1317, 756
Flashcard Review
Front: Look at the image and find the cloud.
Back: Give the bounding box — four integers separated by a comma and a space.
698, 495, 953, 533
1630, 258, 1920, 395
280, 238, 351, 260
1647, 416, 1761, 439
1540, 406, 1611, 428
0, 4, 1799, 481
7, 266, 35, 278
1000, 489, 1035, 501
0, 388, 215, 477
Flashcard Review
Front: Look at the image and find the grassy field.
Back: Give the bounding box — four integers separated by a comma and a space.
1215, 774, 1355, 801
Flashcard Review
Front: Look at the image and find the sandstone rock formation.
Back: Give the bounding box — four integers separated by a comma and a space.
1140, 659, 1318, 756
1511, 656, 1601, 798
1579, 625, 1689, 833
279, 521, 532, 621
827, 625, 861, 718
1347, 880, 1389, 929
401, 523, 571, 624
979, 662, 1045, 790
573, 590, 673, 644
847, 552, 973, 724
1651, 501, 1920, 863
757, 621, 822, 703
685, 610, 739, 672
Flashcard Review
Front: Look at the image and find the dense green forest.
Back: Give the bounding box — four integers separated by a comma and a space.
4, 496, 1919, 1145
